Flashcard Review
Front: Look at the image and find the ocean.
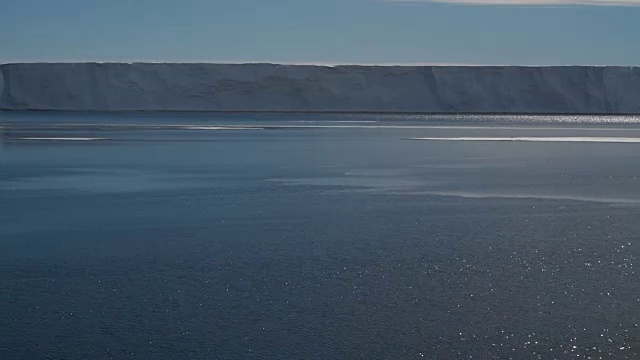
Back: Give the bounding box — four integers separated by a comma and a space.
1, 112, 638, 359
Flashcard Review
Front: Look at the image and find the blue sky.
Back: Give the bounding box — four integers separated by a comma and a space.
1, 0, 639, 65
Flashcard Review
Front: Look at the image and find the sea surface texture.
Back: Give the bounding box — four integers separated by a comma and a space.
1, 112, 639, 359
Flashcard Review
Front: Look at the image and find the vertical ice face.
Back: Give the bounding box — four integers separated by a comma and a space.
0, 65, 5, 107
0, 63, 638, 113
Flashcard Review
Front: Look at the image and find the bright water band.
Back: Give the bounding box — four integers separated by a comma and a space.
408, 137, 640, 143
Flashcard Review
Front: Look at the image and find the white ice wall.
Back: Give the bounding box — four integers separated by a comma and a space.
0, 63, 639, 113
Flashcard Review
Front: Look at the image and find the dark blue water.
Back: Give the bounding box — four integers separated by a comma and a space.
1, 112, 639, 359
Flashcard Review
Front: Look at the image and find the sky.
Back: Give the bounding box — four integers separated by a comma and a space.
1, 0, 639, 65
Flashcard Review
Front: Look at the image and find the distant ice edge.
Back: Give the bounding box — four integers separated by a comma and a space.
1, 63, 639, 113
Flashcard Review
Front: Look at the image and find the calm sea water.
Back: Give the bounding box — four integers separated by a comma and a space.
1, 112, 639, 359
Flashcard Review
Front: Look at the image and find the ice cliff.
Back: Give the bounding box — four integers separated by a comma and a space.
1, 63, 639, 113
